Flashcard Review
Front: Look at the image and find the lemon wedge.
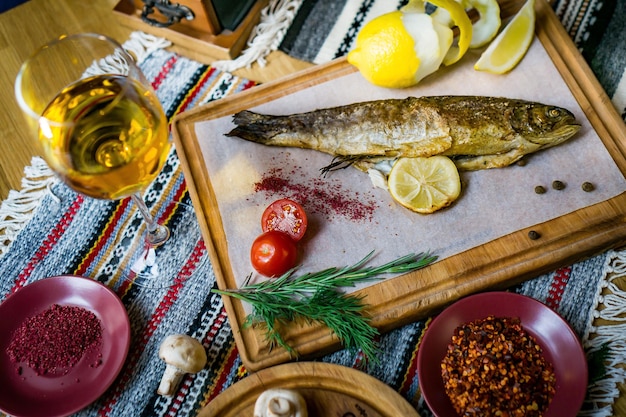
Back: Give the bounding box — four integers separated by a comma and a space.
388, 156, 461, 214
474, 0, 536, 74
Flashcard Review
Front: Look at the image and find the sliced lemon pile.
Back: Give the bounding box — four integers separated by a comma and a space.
388, 156, 461, 214
474, 0, 536, 74
346, 11, 430, 89
348, 0, 537, 88
347, 0, 471, 88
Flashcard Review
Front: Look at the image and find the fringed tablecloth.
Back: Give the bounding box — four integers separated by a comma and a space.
1, 0, 626, 415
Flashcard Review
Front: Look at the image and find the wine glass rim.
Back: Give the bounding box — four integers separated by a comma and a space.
14, 33, 132, 122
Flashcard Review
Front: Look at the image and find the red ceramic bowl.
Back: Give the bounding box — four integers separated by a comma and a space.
417, 291, 587, 417
0, 276, 131, 417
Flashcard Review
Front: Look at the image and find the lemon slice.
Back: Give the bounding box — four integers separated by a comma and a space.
403, 12, 453, 83
403, 0, 473, 66
431, 0, 500, 48
466, 0, 501, 48
474, 0, 536, 74
388, 156, 461, 214
427, 0, 473, 65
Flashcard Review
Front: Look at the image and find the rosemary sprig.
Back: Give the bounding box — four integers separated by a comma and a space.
213, 251, 437, 362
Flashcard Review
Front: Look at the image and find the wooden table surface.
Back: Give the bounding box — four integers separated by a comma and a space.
1, 0, 624, 415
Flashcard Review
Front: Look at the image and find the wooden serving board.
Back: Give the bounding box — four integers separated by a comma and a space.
172, 0, 626, 372
197, 362, 420, 417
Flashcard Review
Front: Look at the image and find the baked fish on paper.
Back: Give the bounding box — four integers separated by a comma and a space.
226, 96, 580, 172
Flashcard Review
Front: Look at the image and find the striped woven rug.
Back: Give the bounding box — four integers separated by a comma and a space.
0, 19, 625, 417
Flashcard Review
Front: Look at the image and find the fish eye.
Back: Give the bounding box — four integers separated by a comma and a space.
548, 108, 561, 118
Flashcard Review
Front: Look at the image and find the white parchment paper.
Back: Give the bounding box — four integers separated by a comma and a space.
193, 39, 626, 293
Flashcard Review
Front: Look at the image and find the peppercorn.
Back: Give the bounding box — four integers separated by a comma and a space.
534, 185, 546, 194
582, 182, 595, 192
552, 180, 566, 190
528, 230, 541, 240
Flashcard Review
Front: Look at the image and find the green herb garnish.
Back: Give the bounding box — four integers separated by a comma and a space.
213, 251, 437, 362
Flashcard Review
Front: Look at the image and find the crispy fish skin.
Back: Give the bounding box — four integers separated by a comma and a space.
226, 96, 581, 171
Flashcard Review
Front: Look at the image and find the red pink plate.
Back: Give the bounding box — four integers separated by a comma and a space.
417, 291, 587, 417
0, 276, 130, 417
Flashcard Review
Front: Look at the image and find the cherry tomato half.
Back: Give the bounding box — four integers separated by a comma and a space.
250, 230, 298, 277
261, 198, 308, 242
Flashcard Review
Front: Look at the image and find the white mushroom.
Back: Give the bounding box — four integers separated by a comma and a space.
253, 388, 308, 417
157, 334, 207, 396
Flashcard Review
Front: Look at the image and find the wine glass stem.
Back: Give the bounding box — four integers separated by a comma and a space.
131, 193, 170, 247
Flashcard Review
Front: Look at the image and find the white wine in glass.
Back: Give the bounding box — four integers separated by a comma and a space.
39, 74, 169, 200
15, 33, 180, 287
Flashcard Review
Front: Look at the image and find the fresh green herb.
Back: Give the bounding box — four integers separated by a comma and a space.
213, 251, 437, 362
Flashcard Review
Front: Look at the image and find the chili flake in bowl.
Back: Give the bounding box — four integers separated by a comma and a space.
417, 292, 587, 417
441, 316, 556, 416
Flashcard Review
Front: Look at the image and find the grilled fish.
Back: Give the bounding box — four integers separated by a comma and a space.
226, 96, 580, 171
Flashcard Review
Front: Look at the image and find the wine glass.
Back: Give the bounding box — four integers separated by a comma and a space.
14, 33, 182, 288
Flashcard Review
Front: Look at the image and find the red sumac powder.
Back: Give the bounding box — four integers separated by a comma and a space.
254, 167, 379, 222
7, 304, 103, 375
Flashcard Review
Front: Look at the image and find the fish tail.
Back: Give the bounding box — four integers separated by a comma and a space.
226, 110, 281, 144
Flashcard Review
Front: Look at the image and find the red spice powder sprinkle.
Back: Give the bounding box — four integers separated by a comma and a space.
254, 167, 379, 222
7, 304, 103, 376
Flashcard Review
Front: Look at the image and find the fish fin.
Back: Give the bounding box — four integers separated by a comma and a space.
226, 111, 279, 144
320, 156, 363, 177
453, 149, 526, 170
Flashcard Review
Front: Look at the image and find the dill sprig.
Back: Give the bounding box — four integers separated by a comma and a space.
213, 251, 437, 362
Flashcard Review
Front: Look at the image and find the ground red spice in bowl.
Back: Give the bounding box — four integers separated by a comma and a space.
7, 304, 103, 376
441, 316, 556, 416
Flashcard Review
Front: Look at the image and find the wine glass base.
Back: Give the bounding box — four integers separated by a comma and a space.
146, 224, 170, 247
126, 200, 202, 289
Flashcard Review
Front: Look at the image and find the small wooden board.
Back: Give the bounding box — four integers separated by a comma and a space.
172, 0, 626, 372
197, 362, 420, 417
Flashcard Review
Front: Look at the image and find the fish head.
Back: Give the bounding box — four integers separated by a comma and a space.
511, 104, 581, 147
